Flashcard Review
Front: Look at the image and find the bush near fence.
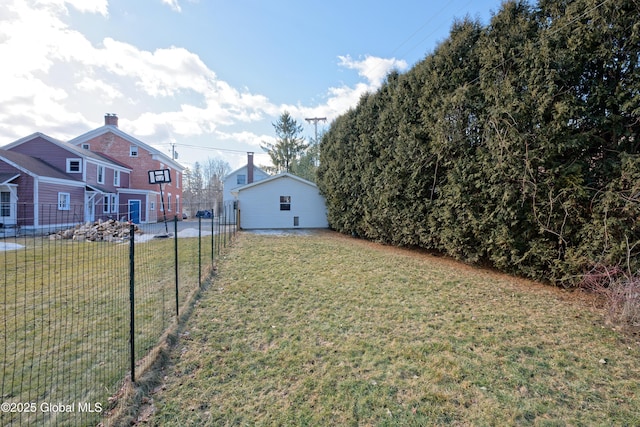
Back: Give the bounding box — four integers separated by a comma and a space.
1, 203, 237, 426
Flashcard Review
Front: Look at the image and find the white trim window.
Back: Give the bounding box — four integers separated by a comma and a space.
114, 170, 120, 187
58, 192, 70, 211
280, 196, 291, 211
66, 158, 82, 173
130, 145, 138, 157
1, 191, 10, 217
167, 193, 172, 211
97, 165, 105, 184
103, 194, 117, 213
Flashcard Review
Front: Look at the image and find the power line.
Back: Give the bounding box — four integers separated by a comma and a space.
166, 142, 251, 154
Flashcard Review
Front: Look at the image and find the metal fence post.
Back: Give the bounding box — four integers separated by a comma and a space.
129, 223, 135, 383
198, 216, 202, 288
211, 209, 216, 268
217, 207, 221, 255
223, 204, 227, 248
174, 215, 179, 318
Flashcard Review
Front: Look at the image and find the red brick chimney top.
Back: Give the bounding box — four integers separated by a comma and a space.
247, 152, 254, 184
105, 113, 118, 127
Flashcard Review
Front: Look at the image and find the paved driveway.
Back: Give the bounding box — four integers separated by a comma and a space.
138, 218, 226, 236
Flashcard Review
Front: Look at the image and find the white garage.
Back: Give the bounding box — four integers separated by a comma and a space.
231, 173, 328, 230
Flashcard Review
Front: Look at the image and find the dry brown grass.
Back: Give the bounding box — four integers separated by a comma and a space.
150, 230, 640, 426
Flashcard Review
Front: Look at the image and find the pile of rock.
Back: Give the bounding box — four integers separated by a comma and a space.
49, 219, 142, 242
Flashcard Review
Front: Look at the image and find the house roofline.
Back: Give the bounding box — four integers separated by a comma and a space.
69, 126, 185, 171
2, 132, 63, 150
3, 132, 132, 172
224, 164, 269, 181
0, 173, 20, 185
234, 172, 318, 192
0, 149, 78, 182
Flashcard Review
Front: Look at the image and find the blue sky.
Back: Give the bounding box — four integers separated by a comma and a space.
0, 0, 505, 170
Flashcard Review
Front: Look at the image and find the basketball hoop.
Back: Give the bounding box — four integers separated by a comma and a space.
148, 169, 172, 237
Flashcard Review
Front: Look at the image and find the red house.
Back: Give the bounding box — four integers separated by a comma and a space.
0, 132, 153, 234
69, 114, 185, 223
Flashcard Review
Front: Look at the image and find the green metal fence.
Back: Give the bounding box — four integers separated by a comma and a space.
1, 203, 236, 426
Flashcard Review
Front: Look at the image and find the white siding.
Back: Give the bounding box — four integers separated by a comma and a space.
222, 166, 269, 206
237, 175, 328, 229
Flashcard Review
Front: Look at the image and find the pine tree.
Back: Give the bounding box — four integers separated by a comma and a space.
261, 111, 308, 173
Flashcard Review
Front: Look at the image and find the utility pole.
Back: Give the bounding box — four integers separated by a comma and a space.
305, 117, 326, 166
305, 117, 326, 145
170, 143, 178, 160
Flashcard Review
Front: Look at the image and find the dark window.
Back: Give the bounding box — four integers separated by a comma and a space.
1, 192, 10, 217
67, 159, 81, 173
280, 196, 291, 211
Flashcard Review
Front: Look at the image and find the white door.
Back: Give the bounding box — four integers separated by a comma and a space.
85, 193, 95, 222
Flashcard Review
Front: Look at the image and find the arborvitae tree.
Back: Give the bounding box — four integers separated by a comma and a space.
539, 0, 640, 279
290, 138, 320, 183
472, 0, 550, 275
317, 0, 640, 284
420, 17, 485, 261
318, 108, 363, 235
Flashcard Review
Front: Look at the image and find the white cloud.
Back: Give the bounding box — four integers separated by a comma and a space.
76, 77, 123, 102
96, 38, 216, 97
28, 0, 108, 16
280, 55, 409, 125
62, 0, 108, 16
161, 0, 182, 13
0, 0, 411, 170
337, 54, 408, 88
215, 130, 271, 149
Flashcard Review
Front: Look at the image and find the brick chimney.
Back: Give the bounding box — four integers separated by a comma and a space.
247, 152, 254, 184
104, 113, 118, 127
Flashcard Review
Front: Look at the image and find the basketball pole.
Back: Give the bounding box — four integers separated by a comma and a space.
159, 182, 168, 235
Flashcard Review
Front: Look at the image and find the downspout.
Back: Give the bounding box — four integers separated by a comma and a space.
33, 177, 39, 227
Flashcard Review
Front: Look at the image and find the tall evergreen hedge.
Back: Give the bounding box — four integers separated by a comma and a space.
317, 0, 640, 284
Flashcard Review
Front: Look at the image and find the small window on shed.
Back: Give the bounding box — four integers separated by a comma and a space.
280, 196, 291, 211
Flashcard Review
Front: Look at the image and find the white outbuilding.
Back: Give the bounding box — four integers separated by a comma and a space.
222, 152, 270, 223
231, 172, 328, 230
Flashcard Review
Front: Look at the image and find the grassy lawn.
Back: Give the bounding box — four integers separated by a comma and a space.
0, 233, 207, 426
151, 231, 640, 426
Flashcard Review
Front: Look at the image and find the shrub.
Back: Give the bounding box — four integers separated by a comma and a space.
580, 264, 640, 328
